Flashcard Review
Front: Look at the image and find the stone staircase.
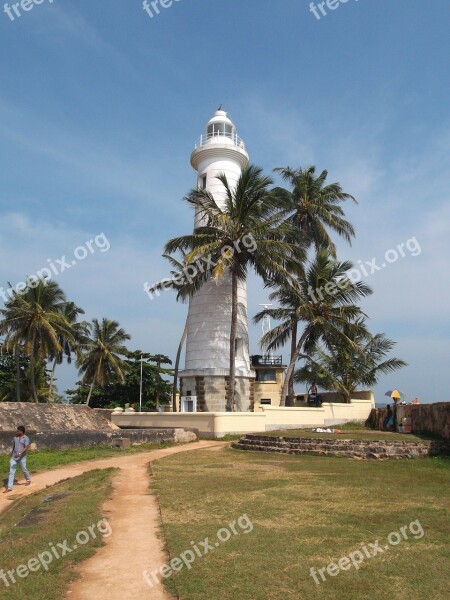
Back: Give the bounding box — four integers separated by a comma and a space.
233, 434, 450, 460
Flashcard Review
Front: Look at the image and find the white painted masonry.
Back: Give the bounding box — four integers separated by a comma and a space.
182, 111, 253, 380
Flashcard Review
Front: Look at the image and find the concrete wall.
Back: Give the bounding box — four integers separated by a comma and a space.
113, 411, 267, 438
112, 398, 374, 438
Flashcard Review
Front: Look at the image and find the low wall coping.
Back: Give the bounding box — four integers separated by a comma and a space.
112, 412, 266, 418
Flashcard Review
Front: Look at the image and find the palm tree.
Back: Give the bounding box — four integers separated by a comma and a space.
78, 318, 131, 406
295, 319, 407, 402
273, 165, 356, 256
164, 165, 294, 411
268, 166, 357, 401
48, 301, 88, 402
0, 280, 75, 402
255, 250, 372, 406
147, 252, 196, 412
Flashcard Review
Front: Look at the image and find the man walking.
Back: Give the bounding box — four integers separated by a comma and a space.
4, 426, 31, 493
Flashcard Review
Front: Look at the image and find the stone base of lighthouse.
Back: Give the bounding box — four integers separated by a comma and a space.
180, 370, 255, 412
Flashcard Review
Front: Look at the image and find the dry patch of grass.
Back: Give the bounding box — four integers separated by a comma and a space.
152, 447, 449, 600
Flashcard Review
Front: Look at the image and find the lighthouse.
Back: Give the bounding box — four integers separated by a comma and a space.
179, 110, 255, 412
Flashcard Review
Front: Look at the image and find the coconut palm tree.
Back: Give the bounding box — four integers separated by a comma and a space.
147, 252, 197, 411
0, 280, 75, 402
163, 165, 294, 410
255, 250, 372, 406
78, 318, 131, 406
48, 301, 88, 402
268, 166, 357, 401
295, 318, 407, 402
273, 165, 356, 256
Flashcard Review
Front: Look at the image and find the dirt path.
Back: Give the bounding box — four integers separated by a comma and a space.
0, 441, 227, 599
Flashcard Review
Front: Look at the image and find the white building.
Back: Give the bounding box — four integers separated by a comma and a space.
179, 110, 255, 411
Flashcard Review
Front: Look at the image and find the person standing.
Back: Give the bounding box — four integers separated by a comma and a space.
4, 426, 31, 493
383, 405, 394, 431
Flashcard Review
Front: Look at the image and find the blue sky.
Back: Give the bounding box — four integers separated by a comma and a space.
1, 0, 449, 403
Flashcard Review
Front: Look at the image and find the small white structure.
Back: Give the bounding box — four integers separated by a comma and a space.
179, 110, 255, 411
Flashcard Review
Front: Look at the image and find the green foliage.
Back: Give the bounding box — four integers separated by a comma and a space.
67, 351, 173, 409
0, 280, 80, 402
0, 347, 53, 403
295, 317, 407, 401
255, 250, 373, 404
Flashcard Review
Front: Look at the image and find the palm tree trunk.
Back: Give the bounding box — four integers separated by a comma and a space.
281, 328, 311, 405
173, 320, 187, 412
29, 355, 39, 403
48, 357, 57, 403
15, 345, 21, 403
29, 333, 39, 403
286, 321, 298, 407
86, 380, 95, 406
227, 272, 238, 412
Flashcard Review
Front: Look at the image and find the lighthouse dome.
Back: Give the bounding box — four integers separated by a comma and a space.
206, 110, 235, 137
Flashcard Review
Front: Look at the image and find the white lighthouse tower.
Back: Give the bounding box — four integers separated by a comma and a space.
179, 110, 255, 412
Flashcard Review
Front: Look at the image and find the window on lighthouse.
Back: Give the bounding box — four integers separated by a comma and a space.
207, 123, 233, 137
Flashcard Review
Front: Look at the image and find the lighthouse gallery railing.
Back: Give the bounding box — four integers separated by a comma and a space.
194, 132, 246, 150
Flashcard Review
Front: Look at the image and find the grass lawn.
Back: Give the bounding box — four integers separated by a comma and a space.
152, 446, 450, 600
0, 468, 116, 599
0, 441, 174, 481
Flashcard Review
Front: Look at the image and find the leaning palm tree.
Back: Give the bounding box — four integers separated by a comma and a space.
163, 165, 294, 410
295, 318, 407, 402
48, 301, 88, 402
78, 318, 131, 406
255, 250, 372, 406
273, 165, 356, 256
0, 280, 75, 402
148, 252, 197, 411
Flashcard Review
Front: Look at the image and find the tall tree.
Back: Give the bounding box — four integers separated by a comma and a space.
295, 318, 407, 402
146, 252, 195, 411
78, 318, 131, 406
48, 301, 88, 402
164, 165, 294, 411
0, 280, 75, 402
270, 165, 357, 401
273, 165, 356, 256
255, 250, 372, 406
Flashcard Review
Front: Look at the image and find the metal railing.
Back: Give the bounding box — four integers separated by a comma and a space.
251, 355, 283, 366
194, 131, 246, 150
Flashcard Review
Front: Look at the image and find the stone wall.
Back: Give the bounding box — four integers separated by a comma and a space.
366, 402, 450, 439
0, 403, 116, 432
0, 428, 181, 454
0, 403, 198, 454
180, 375, 253, 411
233, 434, 450, 460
